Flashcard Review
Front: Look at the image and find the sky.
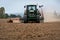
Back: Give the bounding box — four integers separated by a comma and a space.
0, 0, 60, 15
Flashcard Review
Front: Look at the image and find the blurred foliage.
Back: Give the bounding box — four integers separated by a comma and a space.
0, 13, 22, 19
0, 14, 4, 18
0, 13, 9, 18
9, 14, 17, 18
4, 14, 9, 18
9, 14, 22, 18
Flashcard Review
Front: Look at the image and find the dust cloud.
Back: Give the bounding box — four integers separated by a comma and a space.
44, 11, 60, 22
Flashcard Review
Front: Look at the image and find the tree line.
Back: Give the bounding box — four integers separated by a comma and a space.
0, 13, 21, 18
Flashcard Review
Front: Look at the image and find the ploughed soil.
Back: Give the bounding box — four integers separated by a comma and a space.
0, 19, 60, 40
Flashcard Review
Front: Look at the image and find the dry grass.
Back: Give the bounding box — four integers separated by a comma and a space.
0, 19, 60, 40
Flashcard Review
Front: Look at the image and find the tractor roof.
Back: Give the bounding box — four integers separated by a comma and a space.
27, 5, 37, 6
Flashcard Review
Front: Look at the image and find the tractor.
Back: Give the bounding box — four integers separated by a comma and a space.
23, 5, 44, 23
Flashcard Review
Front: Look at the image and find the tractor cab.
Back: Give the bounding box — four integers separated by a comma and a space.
25, 5, 37, 18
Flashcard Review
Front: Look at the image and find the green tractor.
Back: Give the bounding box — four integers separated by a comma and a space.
23, 5, 44, 23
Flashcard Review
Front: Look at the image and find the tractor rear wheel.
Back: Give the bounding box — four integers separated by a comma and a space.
24, 15, 28, 23
36, 15, 40, 23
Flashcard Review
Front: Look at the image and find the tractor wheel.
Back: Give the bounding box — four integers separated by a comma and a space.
40, 17, 44, 23
40, 20, 44, 23
36, 15, 40, 23
24, 15, 28, 23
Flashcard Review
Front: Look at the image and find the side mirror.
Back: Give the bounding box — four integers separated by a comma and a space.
24, 6, 26, 8
39, 5, 43, 8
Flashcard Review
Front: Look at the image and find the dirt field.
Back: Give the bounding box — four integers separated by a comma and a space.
0, 19, 60, 40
